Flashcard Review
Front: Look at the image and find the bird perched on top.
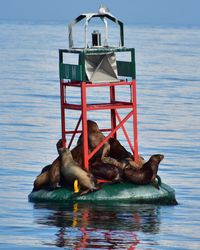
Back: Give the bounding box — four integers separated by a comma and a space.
98, 4, 110, 15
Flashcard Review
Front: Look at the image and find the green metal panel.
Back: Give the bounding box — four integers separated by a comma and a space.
60, 63, 83, 81
131, 48, 136, 79
117, 61, 136, 78
59, 48, 136, 81
79, 51, 86, 81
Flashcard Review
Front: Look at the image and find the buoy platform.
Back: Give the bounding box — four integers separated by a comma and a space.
29, 177, 177, 205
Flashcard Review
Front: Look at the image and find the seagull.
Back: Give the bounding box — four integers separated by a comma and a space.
98, 4, 110, 15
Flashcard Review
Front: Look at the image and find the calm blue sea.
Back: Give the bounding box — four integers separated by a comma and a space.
0, 21, 200, 249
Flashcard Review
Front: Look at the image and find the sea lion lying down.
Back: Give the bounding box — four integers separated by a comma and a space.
123, 154, 164, 189
101, 154, 164, 188
108, 138, 146, 169
90, 159, 121, 182
90, 138, 164, 188
33, 157, 61, 192
89, 137, 146, 181
32, 135, 89, 191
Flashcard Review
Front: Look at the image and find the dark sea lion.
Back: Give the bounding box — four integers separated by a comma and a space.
48, 157, 61, 188
90, 159, 121, 182
124, 154, 164, 189
108, 137, 133, 160
40, 164, 52, 174
108, 138, 146, 169
33, 165, 50, 191
58, 146, 97, 194
33, 157, 61, 191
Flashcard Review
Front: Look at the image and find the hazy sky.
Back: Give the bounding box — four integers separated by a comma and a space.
0, 0, 199, 26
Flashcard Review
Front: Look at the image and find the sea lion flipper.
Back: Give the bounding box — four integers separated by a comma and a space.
79, 189, 91, 195
151, 180, 160, 190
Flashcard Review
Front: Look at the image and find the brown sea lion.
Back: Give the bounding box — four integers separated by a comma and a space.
32, 165, 51, 191
33, 157, 61, 191
32, 140, 64, 192
108, 137, 133, 160
90, 159, 121, 182
71, 144, 92, 169
101, 156, 126, 172
78, 120, 110, 161
58, 146, 97, 194
124, 154, 164, 189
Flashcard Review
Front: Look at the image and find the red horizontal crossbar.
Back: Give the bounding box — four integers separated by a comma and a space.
64, 101, 133, 111
62, 80, 135, 88
65, 128, 111, 135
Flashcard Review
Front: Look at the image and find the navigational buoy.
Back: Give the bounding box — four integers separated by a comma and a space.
29, 7, 177, 205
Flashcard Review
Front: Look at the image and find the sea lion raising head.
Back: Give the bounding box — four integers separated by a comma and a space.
58, 146, 97, 194
78, 120, 110, 161
124, 154, 164, 189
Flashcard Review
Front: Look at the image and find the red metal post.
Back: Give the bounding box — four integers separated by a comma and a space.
131, 80, 139, 162
60, 80, 66, 147
81, 82, 89, 170
110, 85, 117, 139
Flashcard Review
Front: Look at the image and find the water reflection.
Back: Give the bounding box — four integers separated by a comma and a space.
32, 202, 161, 249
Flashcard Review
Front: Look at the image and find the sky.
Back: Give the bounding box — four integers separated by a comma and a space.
0, 0, 199, 26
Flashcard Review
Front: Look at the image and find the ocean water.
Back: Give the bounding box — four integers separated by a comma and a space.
0, 21, 200, 249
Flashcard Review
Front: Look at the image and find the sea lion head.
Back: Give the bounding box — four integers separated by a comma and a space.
58, 146, 71, 157
149, 154, 164, 182
56, 139, 72, 157
87, 120, 99, 133
56, 139, 64, 153
149, 154, 164, 165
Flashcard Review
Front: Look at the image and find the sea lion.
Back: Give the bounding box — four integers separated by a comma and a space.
32, 140, 64, 192
71, 143, 92, 169
78, 120, 110, 161
108, 138, 146, 169
101, 156, 126, 172
90, 159, 121, 182
33, 157, 61, 191
108, 137, 133, 160
32, 164, 51, 191
124, 154, 164, 189
58, 146, 97, 194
